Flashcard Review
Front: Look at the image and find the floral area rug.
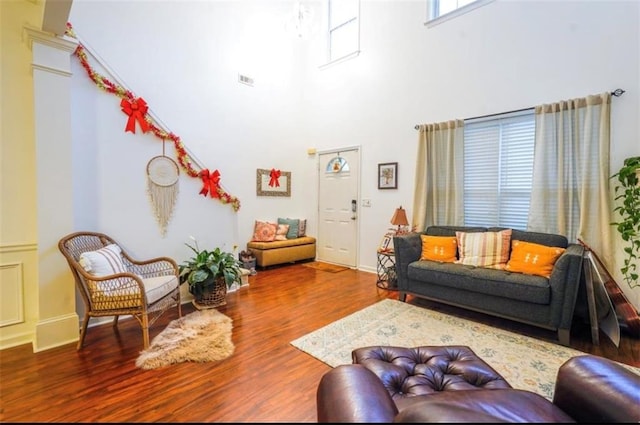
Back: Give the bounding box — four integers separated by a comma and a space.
290, 299, 640, 400
136, 309, 234, 370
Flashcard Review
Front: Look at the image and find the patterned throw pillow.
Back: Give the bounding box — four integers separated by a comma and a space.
420, 235, 458, 263
505, 240, 566, 278
278, 218, 300, 239
252, 220, 278, 242
455, 229, 512, 269
298, 219, 307, 237
274, 224, 290, 241
79, 244, 127, 275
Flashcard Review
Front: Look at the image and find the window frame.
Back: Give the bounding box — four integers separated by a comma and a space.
462, 108, 536, 230
320, 0, 361, 69
425, 0, 495, 28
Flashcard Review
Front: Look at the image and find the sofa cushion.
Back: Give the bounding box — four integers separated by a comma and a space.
505, 240, 566, 278
278, 217, 300, 239
426, 226, 487, 237
252, 220, 277, 242
420, 235, 457, 263
394, 389, 574, 423
274, 224, 289, 241
79, 244, 127, 275
407, 260, 550, 304
298, 219, 307, 237
247, 236, 316, 250
455, 229, 512, 269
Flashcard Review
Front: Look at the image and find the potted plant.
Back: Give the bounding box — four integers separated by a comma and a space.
178, 237, 242, 308
611, 156, 640, 288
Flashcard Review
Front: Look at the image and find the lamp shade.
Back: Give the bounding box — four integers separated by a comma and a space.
390, 206, 409, 227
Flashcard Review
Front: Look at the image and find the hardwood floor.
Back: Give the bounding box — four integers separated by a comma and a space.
1, 264, 638, 422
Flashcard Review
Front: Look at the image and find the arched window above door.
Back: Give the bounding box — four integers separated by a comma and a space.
326, 155, 350, 174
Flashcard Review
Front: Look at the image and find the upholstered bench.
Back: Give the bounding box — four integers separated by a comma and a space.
351, 345, 511, 410
246, 236, 316, 268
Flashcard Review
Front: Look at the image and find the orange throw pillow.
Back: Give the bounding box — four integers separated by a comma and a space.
505, 240, 566, 278
420, 235, 458, 263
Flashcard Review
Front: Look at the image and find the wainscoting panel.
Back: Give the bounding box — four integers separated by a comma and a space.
0, 262, 24, 327
0, 243, 38, 350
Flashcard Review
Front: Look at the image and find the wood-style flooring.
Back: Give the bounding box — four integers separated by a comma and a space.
1, 263, 638, 422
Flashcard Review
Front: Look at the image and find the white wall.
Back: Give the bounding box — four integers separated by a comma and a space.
69, 0, 312, 264
68, 0, 639, 308
301, 0, 640, 308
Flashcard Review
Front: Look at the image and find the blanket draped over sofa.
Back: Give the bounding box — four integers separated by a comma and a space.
393, 226, 585, 346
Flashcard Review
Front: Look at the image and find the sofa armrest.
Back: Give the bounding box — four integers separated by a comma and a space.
393, 233, 422, 288
553, 355, 640, 423
317, 364, 399, 423
548, 243, 584, 333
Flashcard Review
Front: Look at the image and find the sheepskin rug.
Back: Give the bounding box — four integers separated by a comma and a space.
136, 309, 234, 370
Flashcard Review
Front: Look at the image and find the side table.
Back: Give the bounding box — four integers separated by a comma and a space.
376, 250, 397, 290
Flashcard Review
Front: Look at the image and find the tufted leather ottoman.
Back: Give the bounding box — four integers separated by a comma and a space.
352, 345, 511, 411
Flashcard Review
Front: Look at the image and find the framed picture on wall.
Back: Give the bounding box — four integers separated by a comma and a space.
378, 162, 398, 189
256, 168, 291, 197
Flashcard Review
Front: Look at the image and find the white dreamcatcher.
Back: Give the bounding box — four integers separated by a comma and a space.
146, 140, 179, 237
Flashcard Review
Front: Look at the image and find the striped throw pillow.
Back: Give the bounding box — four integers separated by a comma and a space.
455, 229, 512, 269
79, 244, 127, 276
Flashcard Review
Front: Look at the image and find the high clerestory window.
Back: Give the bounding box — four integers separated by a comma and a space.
322, 0, 360, 67
426, 0, 495, 27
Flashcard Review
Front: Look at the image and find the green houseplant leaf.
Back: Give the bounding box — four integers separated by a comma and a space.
611, 156, 640, 289
178, 238, 242, 296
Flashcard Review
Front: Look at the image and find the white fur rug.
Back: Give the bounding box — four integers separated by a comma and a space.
136, 309, 234, 370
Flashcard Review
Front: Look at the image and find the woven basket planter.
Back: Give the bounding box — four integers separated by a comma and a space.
192, 277, 227, 310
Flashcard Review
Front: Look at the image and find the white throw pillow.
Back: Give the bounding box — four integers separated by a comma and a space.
79, 244, 127, 276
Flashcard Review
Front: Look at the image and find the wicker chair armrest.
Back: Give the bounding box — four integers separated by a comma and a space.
123, 256, 178, 278
78, 269, 145, 290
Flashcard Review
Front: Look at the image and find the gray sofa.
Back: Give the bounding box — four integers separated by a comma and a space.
393, 226, 585, 346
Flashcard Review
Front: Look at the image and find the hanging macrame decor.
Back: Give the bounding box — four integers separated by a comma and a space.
147, 141, 179, 236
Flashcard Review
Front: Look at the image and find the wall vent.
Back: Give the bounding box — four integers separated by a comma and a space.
238, 74, 254, 86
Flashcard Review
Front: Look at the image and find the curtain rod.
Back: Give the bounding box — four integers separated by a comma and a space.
414, 88, 626, 130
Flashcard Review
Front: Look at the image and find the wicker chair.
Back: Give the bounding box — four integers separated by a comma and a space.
58, 231, 182, 349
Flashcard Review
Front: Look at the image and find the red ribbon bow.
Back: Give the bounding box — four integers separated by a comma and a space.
269, 168, 281, 187
199, 169, 221, 199
120, 97, 150, 134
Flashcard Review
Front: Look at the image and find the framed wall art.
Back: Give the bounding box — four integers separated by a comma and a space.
256, 168, 291, 197
378, 162, 398, 189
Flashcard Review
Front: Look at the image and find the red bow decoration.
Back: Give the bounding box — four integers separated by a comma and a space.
120, 97, 150, 134
199, 168, 221, 199
269, 168, 281, 187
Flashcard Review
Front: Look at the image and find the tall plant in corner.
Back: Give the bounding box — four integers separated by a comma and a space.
611, 156, 640, 288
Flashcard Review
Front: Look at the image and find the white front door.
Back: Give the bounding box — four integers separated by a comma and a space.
317, 148, 359, 267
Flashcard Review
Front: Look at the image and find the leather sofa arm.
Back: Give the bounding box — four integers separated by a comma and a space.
553, 355, 640, 423
316, 364, 399, 423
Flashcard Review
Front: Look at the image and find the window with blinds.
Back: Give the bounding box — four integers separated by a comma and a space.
463, 110, 535, 230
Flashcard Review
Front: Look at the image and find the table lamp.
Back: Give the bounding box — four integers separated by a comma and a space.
390, 206, 409, 234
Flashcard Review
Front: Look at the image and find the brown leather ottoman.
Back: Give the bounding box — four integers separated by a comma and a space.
351, 345, 511, 412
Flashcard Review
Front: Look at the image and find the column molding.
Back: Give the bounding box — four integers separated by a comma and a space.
26, 27, 80, 352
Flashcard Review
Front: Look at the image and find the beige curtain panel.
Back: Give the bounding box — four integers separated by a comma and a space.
412, 120, 465, 232
529, 92, 613, 268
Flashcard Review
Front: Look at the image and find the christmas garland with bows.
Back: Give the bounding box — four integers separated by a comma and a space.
64, 22, 241, 211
